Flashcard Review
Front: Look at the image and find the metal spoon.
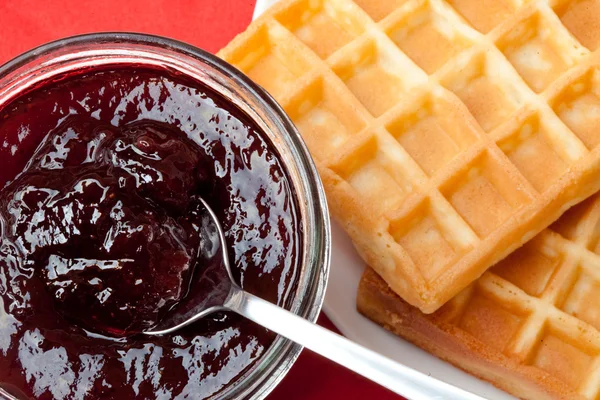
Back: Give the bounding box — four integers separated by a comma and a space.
145, 198, 484, 400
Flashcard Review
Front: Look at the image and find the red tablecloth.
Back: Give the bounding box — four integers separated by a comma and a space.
0, 1, 400, 399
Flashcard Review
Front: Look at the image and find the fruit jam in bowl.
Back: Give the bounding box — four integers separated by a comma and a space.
0, 33, 330, 400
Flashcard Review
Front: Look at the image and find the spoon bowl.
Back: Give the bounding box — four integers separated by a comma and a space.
145, 197, 234, 335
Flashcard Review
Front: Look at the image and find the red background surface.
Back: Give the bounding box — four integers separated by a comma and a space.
0, 1, 400, 399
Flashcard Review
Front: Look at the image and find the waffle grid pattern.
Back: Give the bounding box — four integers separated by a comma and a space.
418, 196, 600, 398
219, 0, 600, 312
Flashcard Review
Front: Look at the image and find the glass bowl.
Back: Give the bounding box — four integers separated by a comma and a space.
0, 33, 330, 400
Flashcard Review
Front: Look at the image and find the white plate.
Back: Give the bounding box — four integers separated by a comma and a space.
251, 2, 515, 398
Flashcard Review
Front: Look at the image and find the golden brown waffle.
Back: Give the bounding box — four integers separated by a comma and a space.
219, 0, 600, 312
359, 194, 600, 400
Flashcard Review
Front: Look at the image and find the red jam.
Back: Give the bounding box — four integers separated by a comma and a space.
0, 67, 302, 399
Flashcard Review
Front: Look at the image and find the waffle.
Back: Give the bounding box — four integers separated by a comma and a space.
219, 0, 600, 313
359, 194, 600, 399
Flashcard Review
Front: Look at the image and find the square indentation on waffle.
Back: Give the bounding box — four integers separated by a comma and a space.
529, 326, 595, 389
561, 268, 600, 332
445, 0, 528, 34
330, 133, 422, 215
383, 0, 477, 74
457, 286, 529, 352
330, 38, 427, 117
284, 77, 369, 161
275, 0, 370, 59
496, 9, 584, 93
225, 24, 313, 100
551, 68, 600, 150
491, 234, 562, 297
389, 196, 478, 281
353, 0, 407, 22
438, 49, 528, 132
552, 0, 600, 51
440, 151, 533, 238
585, 221, 600, 254
385, 90, 481, 176
549, 196, 598, 241
497, 112, 582, 192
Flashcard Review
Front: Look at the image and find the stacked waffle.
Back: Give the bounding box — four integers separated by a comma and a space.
360, 194, 600, 399
219, 0, 600, 398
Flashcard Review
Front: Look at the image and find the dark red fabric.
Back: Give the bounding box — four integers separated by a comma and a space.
0, 2, 401, 399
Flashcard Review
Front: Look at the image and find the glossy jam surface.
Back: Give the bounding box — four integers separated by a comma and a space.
6, 118, 214, 337
0, 68, 301, 399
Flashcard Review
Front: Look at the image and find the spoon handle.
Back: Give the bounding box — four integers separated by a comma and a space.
226, 288, 484, 400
